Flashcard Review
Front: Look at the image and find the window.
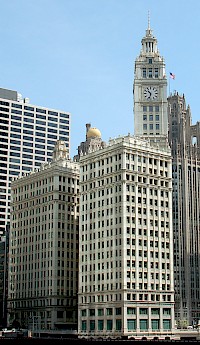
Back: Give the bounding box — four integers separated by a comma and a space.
98, 309, 103, 316
155, 68, 159, 78
116, 308, 121, 315
48, 111, 58, 116
127, 307, 136, 315
156, 115, 159, 121
143, 114, 147, 121
89, 309, 95, 316
149, 114, 153, 121
60, 113, 69, 119
151, 308, 159, 315
140, 308, 147, 315
107, 308, 113, 315
143, 106, 147, 112
90, 320, 95, 331
163, 308, 171, 315
98, 320, 103, 331
82, 321, 86, 331
152, 320, 159, 330
48, 122, 58, 128
36, 120, 46, 126
127, 320, 136, 331
116, 319, 122, 331
107, 320, 113, 331
57, 311, 63, 318
149, 58, 152, 64
140, 320, 148, 330
163, 320, 171, 330
36, 108, 46, 114
24, 117, 34, 123
143, 68, 146, 78
148, 68, 152, 78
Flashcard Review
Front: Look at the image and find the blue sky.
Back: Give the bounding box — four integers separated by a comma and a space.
0, 0, 199, 157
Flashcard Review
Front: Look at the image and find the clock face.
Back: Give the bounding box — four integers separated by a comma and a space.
144, 86, 158, 100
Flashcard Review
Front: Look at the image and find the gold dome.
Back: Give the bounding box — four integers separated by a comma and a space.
87, 127, 101, 139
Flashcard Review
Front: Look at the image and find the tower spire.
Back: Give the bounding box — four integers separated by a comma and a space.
148, 10, 150, 30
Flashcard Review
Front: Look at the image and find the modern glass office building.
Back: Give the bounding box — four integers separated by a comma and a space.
0, 87, 70, 235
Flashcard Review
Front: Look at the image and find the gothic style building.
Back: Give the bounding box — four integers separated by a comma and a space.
168, 92, 200, 326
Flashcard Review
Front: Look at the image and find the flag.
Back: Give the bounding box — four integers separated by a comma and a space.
170, 72, 175, 80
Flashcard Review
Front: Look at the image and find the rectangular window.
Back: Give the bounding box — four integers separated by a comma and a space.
98, 320, 103, 331
106, 308, 113, 315
48, 134, 57, 139
10, 140, 20, 145
36, 120, 46, 126
48, 111, 58, 116
60, 119, 69, 125
89, 309, 95, 316
36, 114, 46, 120
127, 307, 136, 315
148, 68, 152, 78
107, 320, 113, 331
143, 68, 146, 78
152, 320, 159, 330
24, 111, 34, 117
163, 308, 171, 315
36, 132, 45, 137
156, 115, 159, 121
90, 320, 95, 331
127, 319, 136, 331
98, 309, 104, 316
155, 68, 159, 78
36, 108, 46, 114
60, 113, 69, 119
23, 136, 33, 141
116, 319, 122, 331
10, 145, 20, 151
36, 126, 46, 131
140, 319, 148, 330
143, 124, 147, 130
140, 308, 148, 315
48, 122, 58, 128
143, 115, 147, 120
23, 130, 33, 135
163, 320, 171, 330
24, 117, 34, 123
115, 308, 121, 315
12, 103, 22, 109
82, 320, 87, 331
60, 125, 69, 130
59, 130, 69, 136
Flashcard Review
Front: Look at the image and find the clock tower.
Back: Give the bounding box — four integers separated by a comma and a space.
133, 19, 168, 143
